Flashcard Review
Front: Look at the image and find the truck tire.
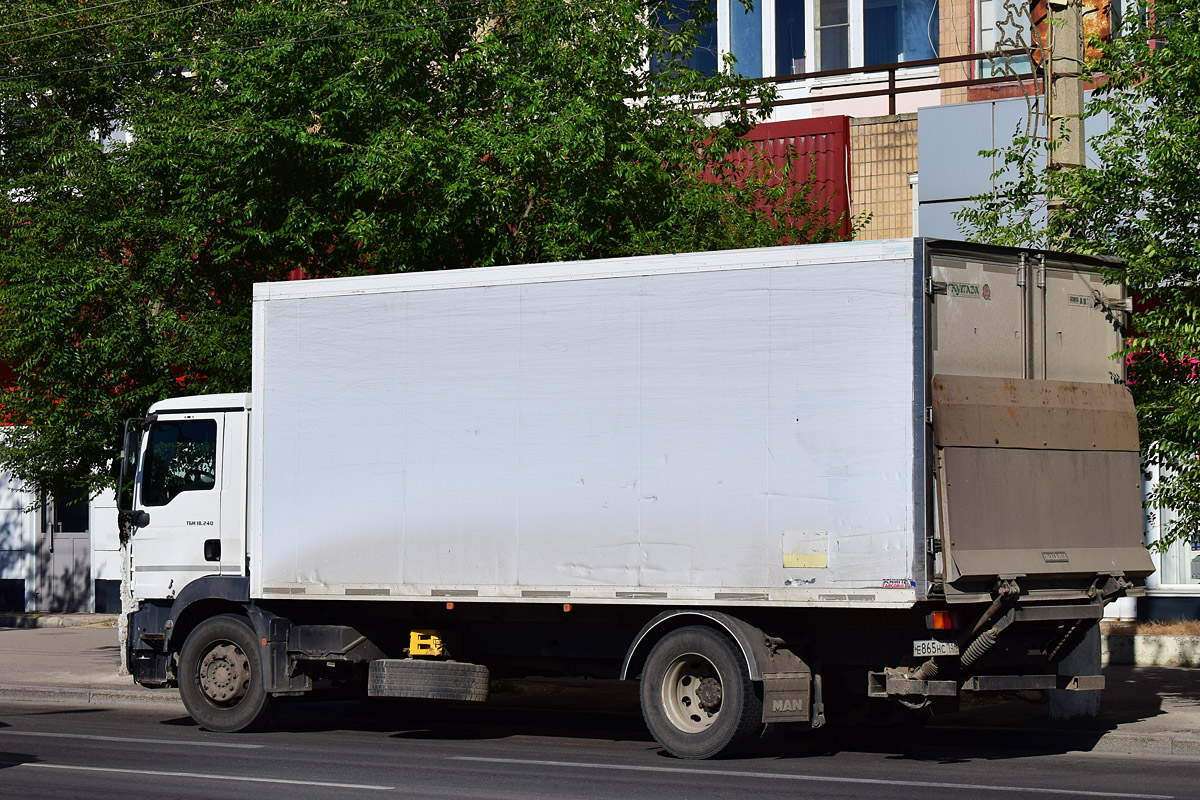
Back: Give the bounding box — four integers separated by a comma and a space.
368, 659, 490, 702
640, 626, 764, 759
177, 614, 277, 733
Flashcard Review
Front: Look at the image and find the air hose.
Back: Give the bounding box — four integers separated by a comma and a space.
959, 629, 997, 668
909, 658, 939, 681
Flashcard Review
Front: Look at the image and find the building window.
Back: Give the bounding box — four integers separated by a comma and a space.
775, 0, 806, 75
731, 0, 764, 76
978, 0, 1033, 76
1147, 467, 1200, 588
1158, 536, 1200, 587
652, 0, 720, 76
866, 0, 939, 66
864, 0, 900, 65
52, 488, 89, 534
713, 0, 939, 80
816, 0, 850, 70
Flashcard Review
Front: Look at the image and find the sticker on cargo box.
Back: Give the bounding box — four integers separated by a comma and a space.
1068, 294, 1094, 308
947, 282, 983, 299
782, 530, 828, 569
881, 578, 912, 589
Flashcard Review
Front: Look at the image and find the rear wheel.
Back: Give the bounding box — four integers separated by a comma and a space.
640, 626, 764, 759
178, 614, 277, 732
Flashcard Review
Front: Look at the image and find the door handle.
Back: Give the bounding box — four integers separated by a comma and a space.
204, 539, 221, 562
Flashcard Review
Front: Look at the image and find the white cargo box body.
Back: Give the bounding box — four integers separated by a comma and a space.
249, 239, 927, 608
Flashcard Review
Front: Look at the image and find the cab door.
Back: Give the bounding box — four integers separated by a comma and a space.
131, 414, 224, 600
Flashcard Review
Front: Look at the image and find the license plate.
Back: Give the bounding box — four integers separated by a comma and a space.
913, 639, 959, 657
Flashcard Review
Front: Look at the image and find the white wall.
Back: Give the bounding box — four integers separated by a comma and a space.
0, 449, 38, 610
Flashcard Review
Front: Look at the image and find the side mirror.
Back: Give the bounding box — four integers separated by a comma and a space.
120, 509, 150, 528
118, 418, 145, 513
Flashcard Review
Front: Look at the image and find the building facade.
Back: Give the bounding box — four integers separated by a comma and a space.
5, 0, 1149, 615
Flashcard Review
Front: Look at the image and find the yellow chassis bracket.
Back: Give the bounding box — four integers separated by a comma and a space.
409, 629, 445, 657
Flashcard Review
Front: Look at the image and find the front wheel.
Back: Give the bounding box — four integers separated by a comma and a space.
640, 626, 764, 759
178, 614, 277, 732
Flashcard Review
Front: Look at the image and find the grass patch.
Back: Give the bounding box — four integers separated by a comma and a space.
1104, 619, 1200, 636
1135, 619, 1200, 636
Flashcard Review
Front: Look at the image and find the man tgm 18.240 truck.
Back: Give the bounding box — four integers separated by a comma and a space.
122, 238, 1153, 759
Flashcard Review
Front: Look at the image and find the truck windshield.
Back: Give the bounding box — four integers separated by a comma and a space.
142, 420, 218, 507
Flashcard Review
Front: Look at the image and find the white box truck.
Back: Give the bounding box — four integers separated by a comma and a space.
122, 238, 1153, 758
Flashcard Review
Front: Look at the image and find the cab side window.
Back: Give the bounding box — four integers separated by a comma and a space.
142, 420, 218, 507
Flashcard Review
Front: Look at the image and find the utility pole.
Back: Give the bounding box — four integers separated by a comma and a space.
1047, 1, 1099, 720
1046, 0, 1086, 210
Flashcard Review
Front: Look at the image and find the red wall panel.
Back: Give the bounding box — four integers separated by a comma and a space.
737, 116, 853, 238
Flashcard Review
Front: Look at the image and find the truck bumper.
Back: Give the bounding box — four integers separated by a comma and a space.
868, 671, 1104, 698
127, 603, 173, 687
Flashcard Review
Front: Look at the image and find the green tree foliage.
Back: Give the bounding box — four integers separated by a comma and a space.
0, 0, 852, 498
956, 0, 1200, 545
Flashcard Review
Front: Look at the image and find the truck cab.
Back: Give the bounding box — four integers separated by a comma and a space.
123, 393, 250, 601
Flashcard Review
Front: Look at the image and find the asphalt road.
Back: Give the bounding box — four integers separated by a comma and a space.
1, 697, 1196, 800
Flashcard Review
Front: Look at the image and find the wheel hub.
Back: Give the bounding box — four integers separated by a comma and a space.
198, 642, 250, 705
660, 653, 723, 733
696, 676, 722, 710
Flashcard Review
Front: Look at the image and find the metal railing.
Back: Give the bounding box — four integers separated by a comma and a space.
725, 49, 1039, 115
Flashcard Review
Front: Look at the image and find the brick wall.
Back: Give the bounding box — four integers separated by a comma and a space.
940, 0, 974, 105
849, 114, 918, 241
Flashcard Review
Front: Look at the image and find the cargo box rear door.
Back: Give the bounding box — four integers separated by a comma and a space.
931, 374, 1153, 600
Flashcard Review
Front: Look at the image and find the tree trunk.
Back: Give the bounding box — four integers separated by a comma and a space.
117, 515, 133, 676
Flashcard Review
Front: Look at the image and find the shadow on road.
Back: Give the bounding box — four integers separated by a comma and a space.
296, 698, 651, 744
0, 752, 39, 770
148, 672, 1169, 763
22, 708, 108, 717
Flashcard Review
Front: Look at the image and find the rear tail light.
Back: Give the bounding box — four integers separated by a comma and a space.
927, 610, 957, 630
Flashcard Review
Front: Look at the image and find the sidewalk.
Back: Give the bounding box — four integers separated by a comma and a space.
0, 618, 183, 709
924, 665, 1200, 757
0, 613, 120, 629
1, 617, 1198, 756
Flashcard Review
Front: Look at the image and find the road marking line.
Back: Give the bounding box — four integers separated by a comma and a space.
10, 762, 393, 791
450, 756, 1173, 799
0, 729, 262, 749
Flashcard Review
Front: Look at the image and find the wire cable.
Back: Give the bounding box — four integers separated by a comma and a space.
4, 0, 493, 71
0, 0, 141, 32
1, 1, 610, 84
2, 0, 230, 48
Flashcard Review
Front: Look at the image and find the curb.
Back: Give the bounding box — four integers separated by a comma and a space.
1103, 634, 1200, 668
1090, 731, 1200, 757
891, 723, 1200, 759
0, 614, 118, 629
0, 684, 184, 710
